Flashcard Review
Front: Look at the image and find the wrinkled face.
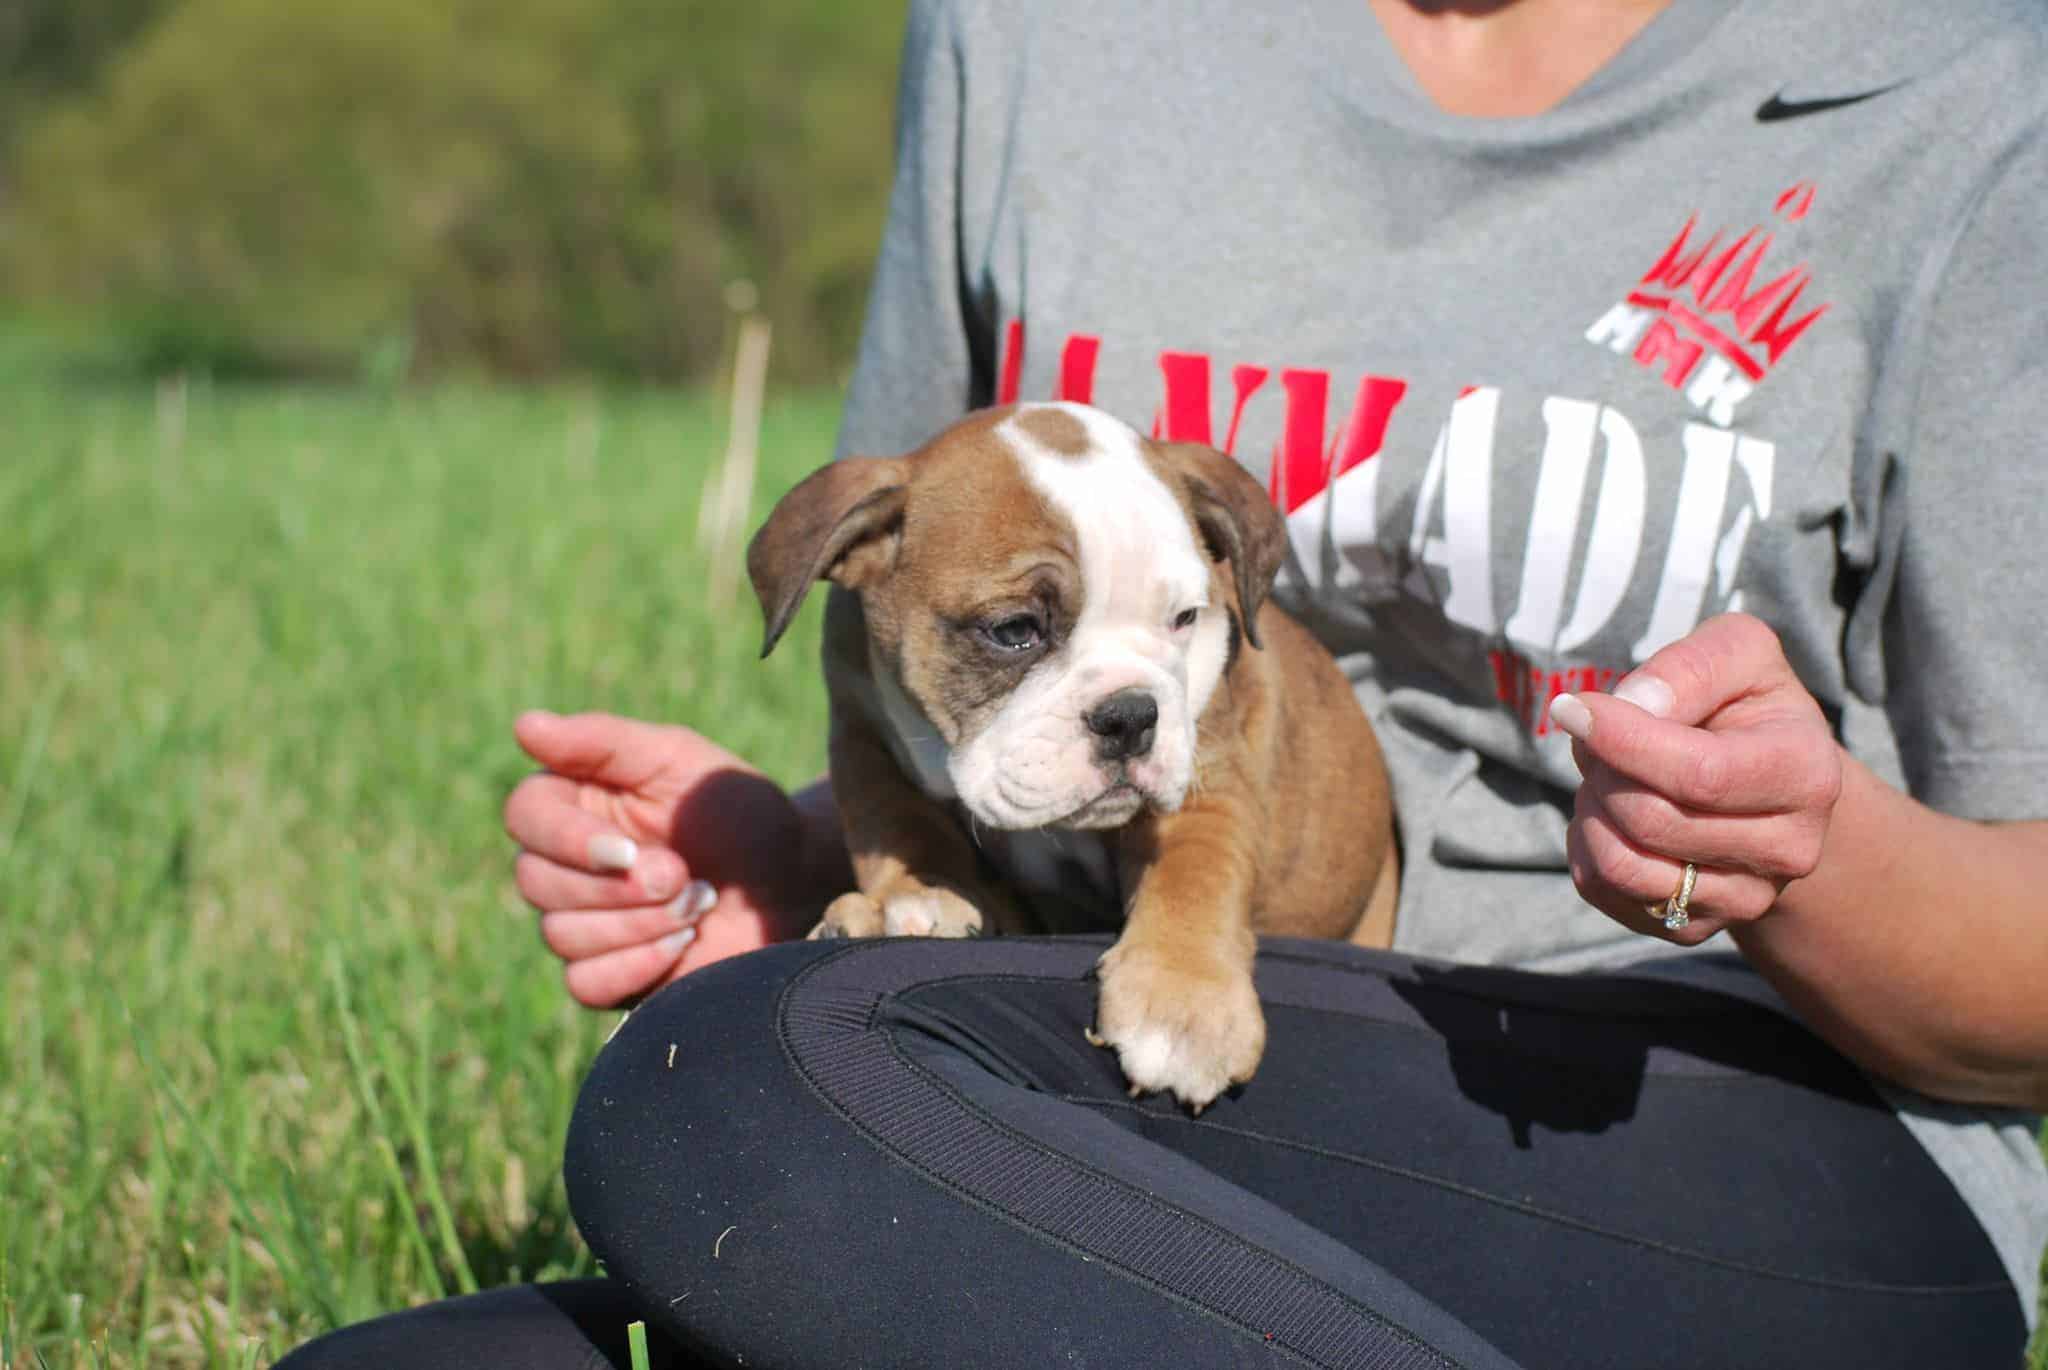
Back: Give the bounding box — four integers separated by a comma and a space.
867, 403, 1234, 831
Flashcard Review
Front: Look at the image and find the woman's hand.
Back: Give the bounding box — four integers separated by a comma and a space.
1551, 614, 2048, 1106
1547, 613, 1845, 945
503, 710, 843, 1006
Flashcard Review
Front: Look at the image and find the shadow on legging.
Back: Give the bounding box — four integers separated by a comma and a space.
1387, 957, 1880, 1148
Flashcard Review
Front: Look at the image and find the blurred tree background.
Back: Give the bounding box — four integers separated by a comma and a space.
0, 0, 907, 382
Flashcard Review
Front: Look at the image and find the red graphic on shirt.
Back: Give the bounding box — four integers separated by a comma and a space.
996, 323, 1406, 516
1583, 183, 1831, 427
1774, 180, 1816, 220
995, 324, 1776, 740
1491, 650, 1624, 737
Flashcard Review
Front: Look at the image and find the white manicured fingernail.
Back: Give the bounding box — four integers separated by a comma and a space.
657, 926, 698, 957
1613, 673, 1674, 718
1548, 693, 1592, 740
588, 833, 638, 872
669, 880, 717, 926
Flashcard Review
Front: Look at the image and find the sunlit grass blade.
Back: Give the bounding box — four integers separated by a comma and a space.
0, 665, 67, 892
2, 1223, 14, 1370
276, 1169, 344, 1334
628, 1318, 652, 1370
124, 1001, 343, 1330
326, 956, 448, 1303
368, 997, 480, 1297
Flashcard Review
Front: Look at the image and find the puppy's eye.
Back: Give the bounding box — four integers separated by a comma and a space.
982, 614, 1044, 652
1171, 608, 1201, 632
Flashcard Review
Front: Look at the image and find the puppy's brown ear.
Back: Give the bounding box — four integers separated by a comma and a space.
1150, 442, 1286, 649
746, 457, 909, 656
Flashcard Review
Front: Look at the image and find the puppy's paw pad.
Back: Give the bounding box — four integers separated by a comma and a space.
810, 891, 885, 940
882, 891, 940, 937
883, 888, 984, 939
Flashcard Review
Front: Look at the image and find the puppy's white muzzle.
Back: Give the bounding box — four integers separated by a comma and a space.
951, 649, 1196, 831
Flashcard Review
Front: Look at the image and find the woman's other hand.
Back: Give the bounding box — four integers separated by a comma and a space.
1548, 614, 1845, 944
503, 710, 844, 1006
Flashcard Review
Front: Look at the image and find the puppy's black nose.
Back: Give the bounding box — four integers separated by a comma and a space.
1085, 689, 1158, 761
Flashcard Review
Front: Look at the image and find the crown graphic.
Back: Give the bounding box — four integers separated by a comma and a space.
1622, 184, 1829, 383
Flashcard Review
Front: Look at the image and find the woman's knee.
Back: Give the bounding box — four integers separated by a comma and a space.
564, 941, 839, 1258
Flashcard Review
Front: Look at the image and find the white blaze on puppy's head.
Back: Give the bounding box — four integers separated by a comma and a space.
747, 400, 1278, 837
942, 402, 1232, 831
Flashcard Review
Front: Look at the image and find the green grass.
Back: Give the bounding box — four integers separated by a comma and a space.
1, 348, 2043, 1367
0, 357, 836, 1366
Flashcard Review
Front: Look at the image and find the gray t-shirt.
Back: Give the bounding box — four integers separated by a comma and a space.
834, 0, 2048, 1325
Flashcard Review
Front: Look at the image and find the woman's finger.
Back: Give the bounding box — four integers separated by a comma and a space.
1610, 613, 1799, 728
1551, 693, 1836, 816
561, 933, 699, 1008
1580, 768, 1832, 881
504, 772, 689, 891
1569, 803, 1777, 938
514, 709, 719, 791
514, 850, 694, 913
540, 883, 719, 960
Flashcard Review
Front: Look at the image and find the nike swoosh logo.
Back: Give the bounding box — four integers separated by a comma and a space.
1755, 84, 1900, 122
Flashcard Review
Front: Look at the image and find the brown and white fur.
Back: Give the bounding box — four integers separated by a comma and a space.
747, 402, 1397, 1110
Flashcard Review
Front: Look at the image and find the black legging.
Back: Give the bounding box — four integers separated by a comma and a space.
278, 937, 2024, 1368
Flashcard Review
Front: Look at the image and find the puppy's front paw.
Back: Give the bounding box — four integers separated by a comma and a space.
807, 885, 985, 940
809, 891, 885, 939
879, 885, 985, 937
1092, 941, 1264, 1112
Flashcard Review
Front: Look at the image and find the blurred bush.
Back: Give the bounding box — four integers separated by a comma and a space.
0, 0, 905, 381
0, 0, 171, 133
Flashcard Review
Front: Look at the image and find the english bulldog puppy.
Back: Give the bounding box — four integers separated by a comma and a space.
747, 402, 1398, 1110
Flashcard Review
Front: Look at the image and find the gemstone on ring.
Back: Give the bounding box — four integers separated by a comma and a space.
1659, 862, 1699, 932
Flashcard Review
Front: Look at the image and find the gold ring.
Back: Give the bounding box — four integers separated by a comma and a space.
1654, 862, 1698, 932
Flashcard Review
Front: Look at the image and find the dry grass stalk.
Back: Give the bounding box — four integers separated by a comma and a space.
701, 305, 772, 612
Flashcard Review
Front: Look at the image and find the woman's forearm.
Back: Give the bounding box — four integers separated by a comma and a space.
1734, 753, 2048, 1110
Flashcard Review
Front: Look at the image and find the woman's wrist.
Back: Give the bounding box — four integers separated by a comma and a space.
1732, 754, 2048, 1108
